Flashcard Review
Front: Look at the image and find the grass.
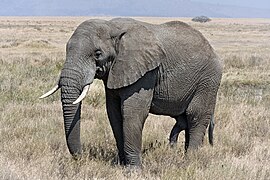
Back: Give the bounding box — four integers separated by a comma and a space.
0, 17, 270, 179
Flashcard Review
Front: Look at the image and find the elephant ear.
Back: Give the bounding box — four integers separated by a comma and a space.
107, 24, 165, 89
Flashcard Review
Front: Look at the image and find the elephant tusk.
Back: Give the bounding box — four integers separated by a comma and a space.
39, 85, 60, 99
72, 85, 90, 105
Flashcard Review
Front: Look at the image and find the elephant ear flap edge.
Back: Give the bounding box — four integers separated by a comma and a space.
107, 25, 165, 89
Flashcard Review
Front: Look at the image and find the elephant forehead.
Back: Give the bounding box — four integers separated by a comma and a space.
67, 37, 93, 53
69, 30, 110, 50
76, 21, 111, 39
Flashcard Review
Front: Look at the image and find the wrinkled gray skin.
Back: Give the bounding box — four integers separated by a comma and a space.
169, 114, 214, 149
49, 18, 222, 167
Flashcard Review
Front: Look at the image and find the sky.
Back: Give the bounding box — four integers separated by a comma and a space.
0, 0, 270, 17
195, 0, 270, 9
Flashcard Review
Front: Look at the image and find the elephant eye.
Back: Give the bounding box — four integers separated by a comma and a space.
94, 50, 102, 60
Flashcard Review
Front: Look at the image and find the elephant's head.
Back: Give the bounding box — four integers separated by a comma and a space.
40, 19, 165, 156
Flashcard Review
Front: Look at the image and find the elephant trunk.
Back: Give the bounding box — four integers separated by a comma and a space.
62, 96, 82, 156
60, 61, 96, 156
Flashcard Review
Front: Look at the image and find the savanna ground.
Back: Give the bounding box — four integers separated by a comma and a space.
0, 17, 269, 179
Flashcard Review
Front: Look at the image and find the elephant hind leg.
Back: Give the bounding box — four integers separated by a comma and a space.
186, 112, 211, 149
169, 114, 187, 146
185, 90, 217, 150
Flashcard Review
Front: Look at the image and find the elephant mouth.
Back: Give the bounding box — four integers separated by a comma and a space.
40, 61, 96, 104
95, 66, 106, 78
95, 60, 112, 80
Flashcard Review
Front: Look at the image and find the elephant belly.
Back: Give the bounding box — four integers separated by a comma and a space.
149, 63, 198, 117
150, 97, 189, 117
150, 73, 195, 117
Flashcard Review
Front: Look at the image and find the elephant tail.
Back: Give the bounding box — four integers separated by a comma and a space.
208, 116, 215, 146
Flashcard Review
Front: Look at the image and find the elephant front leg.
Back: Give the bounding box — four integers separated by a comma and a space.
120, 88, 154, 167
105, 90, 125, 165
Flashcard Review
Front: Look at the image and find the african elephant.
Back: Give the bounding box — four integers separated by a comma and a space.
40, 18, 222, 167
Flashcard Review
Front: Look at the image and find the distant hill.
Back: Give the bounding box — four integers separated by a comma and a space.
1, 0, 270, 18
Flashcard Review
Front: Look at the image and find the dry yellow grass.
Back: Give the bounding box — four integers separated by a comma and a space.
0, 17, 269, 180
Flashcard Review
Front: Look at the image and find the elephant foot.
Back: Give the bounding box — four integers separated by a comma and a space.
111, 154, 120, 165
111, 154, 126, 166
124, 152, 143, 168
